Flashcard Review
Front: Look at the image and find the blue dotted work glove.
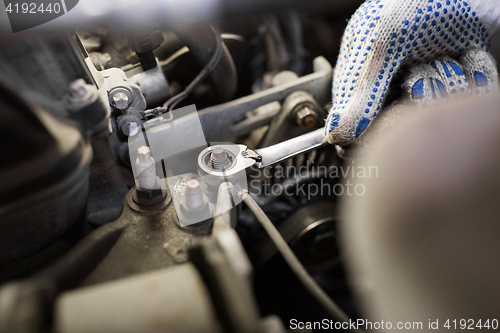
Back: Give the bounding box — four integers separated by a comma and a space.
325, 0, 500, 147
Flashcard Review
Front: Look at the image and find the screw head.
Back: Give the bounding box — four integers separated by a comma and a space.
112, 91, 130, 110
295, 106, 318, 128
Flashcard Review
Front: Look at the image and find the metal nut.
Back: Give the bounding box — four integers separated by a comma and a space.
112, 91, 131, 110
134, 183, 165, 206
295, 106, 318, 128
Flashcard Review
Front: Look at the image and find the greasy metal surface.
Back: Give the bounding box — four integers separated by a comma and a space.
56, 264, 223, 333
230, 101, 281, 135
81, 176, 212, 287
129, 65, 170, 106
189, 237, 261, 333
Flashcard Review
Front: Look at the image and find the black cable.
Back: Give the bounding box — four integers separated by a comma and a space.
239, 189, 364, 333
141, 27, 224, 120
163, 26, 223, 111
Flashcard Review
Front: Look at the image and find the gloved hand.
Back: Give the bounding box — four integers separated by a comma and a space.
325, 0, 500, 147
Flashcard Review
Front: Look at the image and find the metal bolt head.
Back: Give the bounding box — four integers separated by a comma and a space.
137, 146, 152, 164
184, 179, 204, 209
295, 106, 318, 128
185, 179, 202, 196
210, 148, 230, 170
112, 92, 130, 110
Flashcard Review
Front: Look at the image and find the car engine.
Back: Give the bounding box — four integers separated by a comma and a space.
1, 1, 500, 332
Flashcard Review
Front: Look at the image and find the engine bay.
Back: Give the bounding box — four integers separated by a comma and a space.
1, 1, 500, 332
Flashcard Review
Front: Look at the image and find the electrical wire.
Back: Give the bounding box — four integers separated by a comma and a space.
141, 26, 224, 120
239, 189, 364, 333
164, 26, 223, 111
